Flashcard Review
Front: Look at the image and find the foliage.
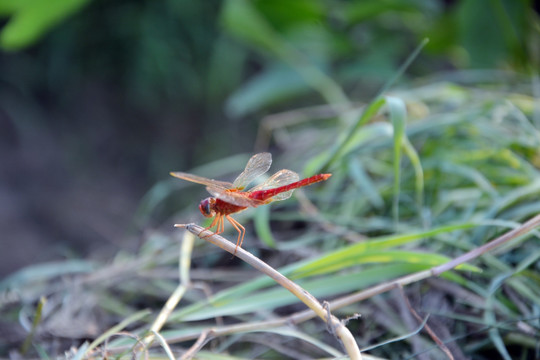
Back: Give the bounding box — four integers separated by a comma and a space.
0, 0, 91, 50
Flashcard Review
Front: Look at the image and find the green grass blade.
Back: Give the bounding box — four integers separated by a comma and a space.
386, 96, 407, 224
294, 222, 479, 276
402, 136, 424, 212
295, 249, 480, 277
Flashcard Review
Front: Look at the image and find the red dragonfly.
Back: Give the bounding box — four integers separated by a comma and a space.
170, 153, 331, 252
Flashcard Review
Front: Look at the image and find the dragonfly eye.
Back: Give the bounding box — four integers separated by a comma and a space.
198, 198, 215, 217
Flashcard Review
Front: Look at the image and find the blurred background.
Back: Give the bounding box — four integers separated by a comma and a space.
1, 0, 540, 358
0, 0, 538, 283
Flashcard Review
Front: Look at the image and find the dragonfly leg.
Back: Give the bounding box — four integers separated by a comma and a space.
225, 215, 245, 254
199, 214, 221, 238
219, 214, 225, 234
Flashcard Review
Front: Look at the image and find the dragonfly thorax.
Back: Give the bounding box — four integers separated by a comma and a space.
199, 197, 216, 217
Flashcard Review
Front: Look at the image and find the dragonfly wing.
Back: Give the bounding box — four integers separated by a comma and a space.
251, 169, 300, 201
170, 172, 233, 189
232, 152, 272, 190
207, 186, 266, 207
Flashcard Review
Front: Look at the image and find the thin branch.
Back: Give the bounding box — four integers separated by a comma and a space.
180, 330, 214, 360
398, 285, 454, 360
175, 223, 362, 360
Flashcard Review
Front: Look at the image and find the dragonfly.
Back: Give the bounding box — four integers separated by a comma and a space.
170, 153, 331, 253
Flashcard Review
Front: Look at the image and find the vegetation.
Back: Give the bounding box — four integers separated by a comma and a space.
0, 0, 539, 359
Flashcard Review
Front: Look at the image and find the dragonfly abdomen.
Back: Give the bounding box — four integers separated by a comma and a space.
250, 173, 331, 201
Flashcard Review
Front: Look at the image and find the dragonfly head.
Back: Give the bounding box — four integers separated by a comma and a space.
199, 197, 216, 217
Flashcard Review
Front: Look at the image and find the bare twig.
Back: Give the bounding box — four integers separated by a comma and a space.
398, 285, 454, 360
180, 329, 214, 360
175, 223, 363, 360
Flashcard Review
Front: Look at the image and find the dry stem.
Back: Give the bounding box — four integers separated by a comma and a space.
175, 223, 362, 360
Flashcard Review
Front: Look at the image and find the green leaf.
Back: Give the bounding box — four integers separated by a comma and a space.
295, 249, 480, 277
0, 0, 91, 50
344, 0, 420, 23
253, 0, 324, 31
294, 223, 481, 277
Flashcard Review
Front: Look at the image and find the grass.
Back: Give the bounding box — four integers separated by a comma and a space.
2, 74, 540, 359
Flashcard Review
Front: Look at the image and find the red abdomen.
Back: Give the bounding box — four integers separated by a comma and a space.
249, 173, 331, 202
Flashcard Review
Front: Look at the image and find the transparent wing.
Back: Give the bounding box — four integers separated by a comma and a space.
170, 172, 233, 190
207, 187, 266, 207
250, 169, 300, 201
232, 152, 272, 190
